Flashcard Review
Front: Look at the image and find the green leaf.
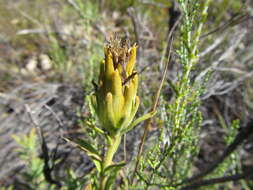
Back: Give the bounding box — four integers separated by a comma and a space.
63, 137, 102, 172
87, 95, 97, 118
104, 161, 126, 175
84, 121, 105, 135
167, 78, 179, 96
121, 111, 156, 134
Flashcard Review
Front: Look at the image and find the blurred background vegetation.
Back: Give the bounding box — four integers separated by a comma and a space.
0, 0, 253, 189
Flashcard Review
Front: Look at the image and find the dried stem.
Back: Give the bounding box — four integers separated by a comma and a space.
183, 119, 253, 184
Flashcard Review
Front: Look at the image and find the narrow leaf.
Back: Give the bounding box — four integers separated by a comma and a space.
84, 121, 105, 135
104, 161, 126, 175
122, 111, 156, 134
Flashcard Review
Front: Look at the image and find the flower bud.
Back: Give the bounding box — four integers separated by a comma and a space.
91, 37, 139, 135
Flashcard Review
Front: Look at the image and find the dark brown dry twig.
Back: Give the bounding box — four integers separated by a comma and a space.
25, 105, 62, 188
183, 119, 253, 184
179, 169, 253, 190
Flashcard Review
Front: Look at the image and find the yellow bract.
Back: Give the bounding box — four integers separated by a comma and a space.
91, 41, 139, 135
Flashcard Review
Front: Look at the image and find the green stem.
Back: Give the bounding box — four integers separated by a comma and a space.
100, 134, 121, 190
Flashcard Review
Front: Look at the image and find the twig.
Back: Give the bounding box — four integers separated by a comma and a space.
16, 29, 78, 40
130, 7, 182, 183
44, 105, 64, 127
144, 168, 253, 189
196, 29, 247, 82
25, 105, 42, 141
212, 70, 253, 95
214, 67, 247, 75
201, 70, 253, 99
199, 33, 226, 58
16, 28, 45, 35
140, 0, 168, 8
201, 13, 251, 38
179, 169, 253, 190
131, 33, 175, 185
25, 104, 61, 188
67, 0, 82, 15
127, 7, 141, 61
182, 119, 253, 184
130, 38, 173, 184
159, 5, 182, 71
16, 9, 42, 26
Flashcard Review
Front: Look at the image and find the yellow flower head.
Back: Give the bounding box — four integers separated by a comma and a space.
91, 36, 139, 135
